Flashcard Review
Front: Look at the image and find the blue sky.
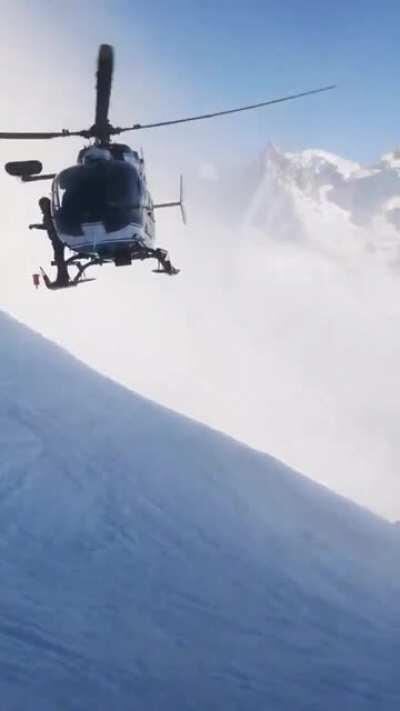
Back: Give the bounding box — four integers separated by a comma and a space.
107, 0, 400, 163
11, 0, 400, 165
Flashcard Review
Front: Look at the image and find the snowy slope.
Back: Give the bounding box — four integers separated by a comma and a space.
1, 311, 400, 710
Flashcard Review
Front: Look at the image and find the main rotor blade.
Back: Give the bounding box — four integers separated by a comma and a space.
0, 130, 83, 139
94, 44, 114, 139
117, 85, 335, 133
0, 44, 115, 141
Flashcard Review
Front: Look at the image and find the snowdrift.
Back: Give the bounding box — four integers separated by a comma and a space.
0, 311, 399, 710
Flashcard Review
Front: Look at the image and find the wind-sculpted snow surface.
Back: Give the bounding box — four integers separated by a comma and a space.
0, 312, 400, 710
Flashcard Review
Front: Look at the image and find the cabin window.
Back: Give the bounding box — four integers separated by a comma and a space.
54, 160, 144, 235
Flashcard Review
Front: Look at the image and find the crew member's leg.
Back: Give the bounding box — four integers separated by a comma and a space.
51, 238, 70, 286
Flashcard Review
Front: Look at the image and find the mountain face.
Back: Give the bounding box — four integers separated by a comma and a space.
1, 311, 400, 710
244, 144, 400, 262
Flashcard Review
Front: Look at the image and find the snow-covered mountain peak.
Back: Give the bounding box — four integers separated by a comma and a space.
264, 143, 360, 183
287, 148, 360, 180
247, 143, 400, 262
380, 149, 400, 170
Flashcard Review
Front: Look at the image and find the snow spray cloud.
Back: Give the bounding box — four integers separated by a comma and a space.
229, 145, 400, 519
1, 5, 399, 518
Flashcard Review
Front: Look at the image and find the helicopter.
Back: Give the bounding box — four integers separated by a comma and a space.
2, 44, 335, 290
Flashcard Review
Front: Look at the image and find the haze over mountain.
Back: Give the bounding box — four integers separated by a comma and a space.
1, 140, 400, 520
243, 143, 400, 263
184, 143, 400, 518
1, 310, 400, 710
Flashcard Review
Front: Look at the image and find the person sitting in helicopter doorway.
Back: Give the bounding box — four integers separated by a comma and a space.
29, 197, 70, 287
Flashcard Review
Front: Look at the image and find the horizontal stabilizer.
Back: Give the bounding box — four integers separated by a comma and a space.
22, 173, 56, 183
154, 174, 187, 225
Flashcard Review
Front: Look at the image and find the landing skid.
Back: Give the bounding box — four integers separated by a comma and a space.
34, 246, 179, 291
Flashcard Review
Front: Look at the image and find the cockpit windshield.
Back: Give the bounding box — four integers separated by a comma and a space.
54, 160, 144, 236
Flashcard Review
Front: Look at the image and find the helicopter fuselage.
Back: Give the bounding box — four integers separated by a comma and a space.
51, 144, 155, 261
1, 42, 334, 289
